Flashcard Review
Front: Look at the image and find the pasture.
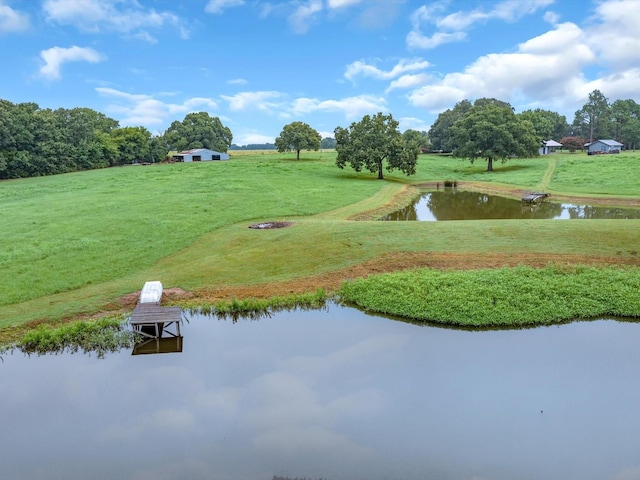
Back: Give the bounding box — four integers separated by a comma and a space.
1, 150, 639, 332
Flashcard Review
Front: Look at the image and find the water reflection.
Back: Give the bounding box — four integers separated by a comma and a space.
382, 190, 640, 221
2, 304, 640, 480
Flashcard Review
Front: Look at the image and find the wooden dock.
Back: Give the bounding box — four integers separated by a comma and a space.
522, 192, 550, 203
130, 304, 182, 339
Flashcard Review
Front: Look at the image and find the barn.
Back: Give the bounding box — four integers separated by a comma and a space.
172, 148, 230, 162
587, 139, 623, 154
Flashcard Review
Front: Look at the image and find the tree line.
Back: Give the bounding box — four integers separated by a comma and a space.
429, 90, 640, 153
0, 99, 232, 179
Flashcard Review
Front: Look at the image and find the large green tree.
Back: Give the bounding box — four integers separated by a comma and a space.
111, 126, 151, 165
334, 112, 419, 180
519, 108, 568, 141
163, 112, 232, 153
428, 99, 472, 152
274, 121, 321, 160
450, 100, 539, 172
403, 129, 430, 151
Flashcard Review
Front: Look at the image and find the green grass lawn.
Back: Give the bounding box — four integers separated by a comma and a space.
1, 150, 639, 329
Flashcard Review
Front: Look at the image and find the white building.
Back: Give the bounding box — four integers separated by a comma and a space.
172, 148, 230, 162
539, 140, 563, 155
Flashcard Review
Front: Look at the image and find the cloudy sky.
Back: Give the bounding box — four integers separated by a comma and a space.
2, 0, 639, 145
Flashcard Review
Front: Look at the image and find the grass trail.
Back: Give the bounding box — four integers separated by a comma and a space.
538, 157, 556, 191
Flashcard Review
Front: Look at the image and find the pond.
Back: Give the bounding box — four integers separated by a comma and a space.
382, 190, 640, 221
2, 303, 639, 480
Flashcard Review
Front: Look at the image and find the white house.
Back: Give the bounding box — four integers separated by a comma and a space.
539, 139, 563, 155
172, 148, 230, 162
587, 139, 623, 154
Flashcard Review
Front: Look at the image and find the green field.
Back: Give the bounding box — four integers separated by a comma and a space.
1, 150, 639, 331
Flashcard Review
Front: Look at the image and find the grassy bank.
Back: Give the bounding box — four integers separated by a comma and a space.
339, 265, 640, 328
1, 150, 639, 332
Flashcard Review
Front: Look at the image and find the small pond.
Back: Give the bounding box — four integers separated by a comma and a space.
382, 190, 640, 221
2, 303, 640, 480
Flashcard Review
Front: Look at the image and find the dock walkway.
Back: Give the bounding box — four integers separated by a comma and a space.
522, 192, 550, 203
130, 304, 182, 339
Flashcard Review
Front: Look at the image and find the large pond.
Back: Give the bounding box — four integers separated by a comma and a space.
382, 190, 640, 221
2, 303, 639, 480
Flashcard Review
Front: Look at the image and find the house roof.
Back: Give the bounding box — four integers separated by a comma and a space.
177, 148, 225, 155
594, 139, 623, 146
542, 140, 563, 147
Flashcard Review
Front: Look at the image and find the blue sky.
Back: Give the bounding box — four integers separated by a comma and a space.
2, 0, 639, 145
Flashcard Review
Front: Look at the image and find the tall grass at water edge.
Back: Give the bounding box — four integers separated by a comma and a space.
339, 265, 640, 328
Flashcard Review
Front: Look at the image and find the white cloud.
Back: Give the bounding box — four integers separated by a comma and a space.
205, 0, 245, 15
221, 91, 284, 111
386, 73, 431, 93
407, 0, 553, 50
0, 2, 29, 34
227, 78, 248, 85
345, 58, 430, 82
407, 21, 596, 113
96, 87, 219, 128
327, 0, 363, 8
398, 117, 431, 132
38, 46, 104, 81
289, 0, 322, 34
292, 94, 387, 119
42, 0, 187, 38
586, 0, 640, 68
234, 132, 278, 145
406, 30, 466, 49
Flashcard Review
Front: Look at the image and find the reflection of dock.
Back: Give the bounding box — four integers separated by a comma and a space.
132, 335, 183, 355
522, 192, 550, 203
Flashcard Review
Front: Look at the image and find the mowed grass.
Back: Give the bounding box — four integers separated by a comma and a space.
1, 150, 639, 329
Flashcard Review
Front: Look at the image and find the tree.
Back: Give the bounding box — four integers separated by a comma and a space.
402, 129, 430, 151
428, 99, 472, 151
110, 126, 151, 165
450, 101, 539, 172
334, 112, 419, 180
320, 137, 336, 149
573, 89, 610, 142
560, 136, 586, 153
519, 108, 568, 141
274, 121, 321, 160
163, 112, 232, 153
622, 119, 640, 150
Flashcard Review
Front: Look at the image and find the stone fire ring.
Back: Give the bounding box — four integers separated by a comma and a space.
248, 221, 293, 229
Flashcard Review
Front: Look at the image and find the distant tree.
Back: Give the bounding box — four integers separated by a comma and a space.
622, 119, 640, 150
334, 112, 419, 180
274, 121, 321, 160
428, 99, 472, 151
560, 136, 586, 153
519, 108, 568, 141
610, 99, 640, 148
402, 129, 429, 151
163, 112, 232, 153
229, 143, 276, 150
111, 126, 151, 165
320, 137, 336, 149
149, 135, 169, 163
573, 89, 610, 143
450, 101, 538, 171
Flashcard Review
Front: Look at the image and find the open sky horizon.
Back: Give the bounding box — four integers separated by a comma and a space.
2, 0, 639, 145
